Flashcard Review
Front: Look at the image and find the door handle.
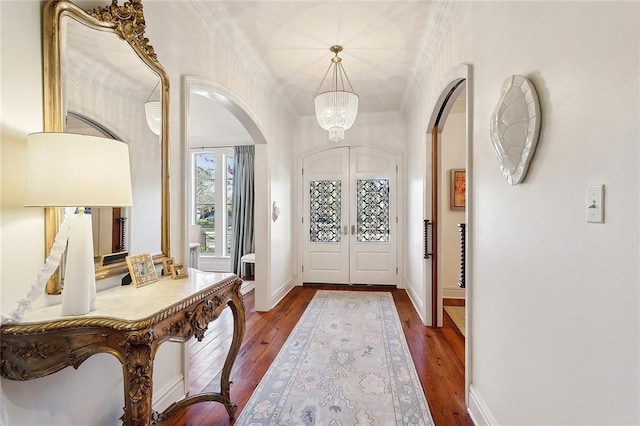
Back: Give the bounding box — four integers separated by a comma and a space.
351, 225, 355, 235
424, 219, 433, 259
343, 225, 348, 235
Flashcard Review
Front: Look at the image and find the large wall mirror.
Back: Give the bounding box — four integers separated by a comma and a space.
43, 0, 170, 294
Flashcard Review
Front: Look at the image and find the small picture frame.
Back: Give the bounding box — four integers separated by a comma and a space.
450, 169, 466, 210
171, 262, 188, 280
126, 253, 158, 287
162, 257, 175, 276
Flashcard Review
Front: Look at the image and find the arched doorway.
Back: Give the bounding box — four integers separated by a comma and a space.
182, 75, 269, 301
427, 78, 467, 327
425, 64, 472, 402
182, 76, 270, 394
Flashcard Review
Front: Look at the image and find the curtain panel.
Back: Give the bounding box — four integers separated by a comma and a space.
231, 145, 255, 277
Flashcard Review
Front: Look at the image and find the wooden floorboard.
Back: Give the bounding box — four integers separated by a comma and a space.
163, 285, 471, 425
443, 297, 466, 307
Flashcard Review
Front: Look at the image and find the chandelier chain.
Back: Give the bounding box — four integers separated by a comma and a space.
338, 62, 354, 92
146, 80, 160, 102
314, 61, 334, 97
313, 50, 355, 96
339, 62, 355, 93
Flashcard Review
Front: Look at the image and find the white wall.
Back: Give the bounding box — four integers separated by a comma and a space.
294, 112, 407, 153
405, 2, 639, 424
1, 1, 45, 316
440, 109, 466, 299
142, 2, 297, 312
1, 1, 297, 424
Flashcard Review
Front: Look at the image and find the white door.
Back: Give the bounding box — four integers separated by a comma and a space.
302, 147, 397, 285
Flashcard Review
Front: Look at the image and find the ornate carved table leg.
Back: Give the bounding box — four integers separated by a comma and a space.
220, 288, 246, 416
120, 330, 156, 426
158, 279, 246, 422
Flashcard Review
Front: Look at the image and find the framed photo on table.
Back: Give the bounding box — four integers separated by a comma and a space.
450, 169, 466, 210
162, 257, 175, 276
126, 253, 158, 287
171, 263, 188, 280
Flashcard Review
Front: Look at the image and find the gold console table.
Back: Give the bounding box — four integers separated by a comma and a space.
0, 270, 245, 426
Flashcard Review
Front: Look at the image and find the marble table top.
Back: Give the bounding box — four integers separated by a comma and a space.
15, 269, 235, 325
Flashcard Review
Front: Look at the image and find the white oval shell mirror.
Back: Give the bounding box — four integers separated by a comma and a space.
490, 75, 541, 185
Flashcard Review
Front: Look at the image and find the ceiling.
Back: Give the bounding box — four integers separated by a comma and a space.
67, 1, 448, 146
191, 1, 436, 117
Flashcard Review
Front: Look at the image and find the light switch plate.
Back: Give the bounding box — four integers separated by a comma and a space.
586, 185, 604, 223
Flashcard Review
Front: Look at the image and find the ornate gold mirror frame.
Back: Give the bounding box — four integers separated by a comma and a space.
42, 0, 170, 294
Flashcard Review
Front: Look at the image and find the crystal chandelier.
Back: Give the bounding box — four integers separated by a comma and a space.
314, 45, 359, 142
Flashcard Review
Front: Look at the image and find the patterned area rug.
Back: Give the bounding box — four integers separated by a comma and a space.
235, 290, 434, 425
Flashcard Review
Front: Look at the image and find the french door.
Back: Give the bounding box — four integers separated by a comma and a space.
302, 147, 397, 285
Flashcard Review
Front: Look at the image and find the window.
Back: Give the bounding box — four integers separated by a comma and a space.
226, 155, 234, 256
356, 179, 390, 242
192, 149, 234, 257
309, 180, 342, 243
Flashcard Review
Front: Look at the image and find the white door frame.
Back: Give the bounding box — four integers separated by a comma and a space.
297, 144, 404, 288
425, 64, 473, 406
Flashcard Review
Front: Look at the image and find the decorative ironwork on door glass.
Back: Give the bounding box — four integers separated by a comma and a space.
357, 179, 390, 242
309, 180, 342, 242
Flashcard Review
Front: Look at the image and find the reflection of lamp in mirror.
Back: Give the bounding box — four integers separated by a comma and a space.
25, 133, 133, 316
145, 81, 161, 136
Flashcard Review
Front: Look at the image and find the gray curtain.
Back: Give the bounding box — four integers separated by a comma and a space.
231, 145, 255, 276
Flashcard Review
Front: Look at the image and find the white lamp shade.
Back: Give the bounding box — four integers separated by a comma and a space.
145, 101, 162, 136
25, 133, 133, 207
314, 90, 359, 142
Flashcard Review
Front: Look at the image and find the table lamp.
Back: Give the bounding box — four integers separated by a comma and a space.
25, 133, 133, 316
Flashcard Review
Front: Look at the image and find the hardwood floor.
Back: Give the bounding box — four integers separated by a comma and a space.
163, 285, 471, 425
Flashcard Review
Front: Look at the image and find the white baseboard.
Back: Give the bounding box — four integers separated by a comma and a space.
468, 384, 497, 425
397, 277, 405, 289
443, 287, 466, 299
405, 282, 427, 325
241, 280, 255, 295
153, 374, 185, 412
270, 277, 295, 309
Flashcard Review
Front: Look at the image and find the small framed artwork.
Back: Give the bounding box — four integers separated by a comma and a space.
162, 257, 175, 276
171, 263, 188, 280
126, 253, 159, 287
450, 169, 466, 210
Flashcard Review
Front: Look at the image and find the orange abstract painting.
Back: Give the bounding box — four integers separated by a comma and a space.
450, 169, 466, 210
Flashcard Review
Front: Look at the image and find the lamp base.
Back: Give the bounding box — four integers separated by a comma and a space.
61, 213, 96, 316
